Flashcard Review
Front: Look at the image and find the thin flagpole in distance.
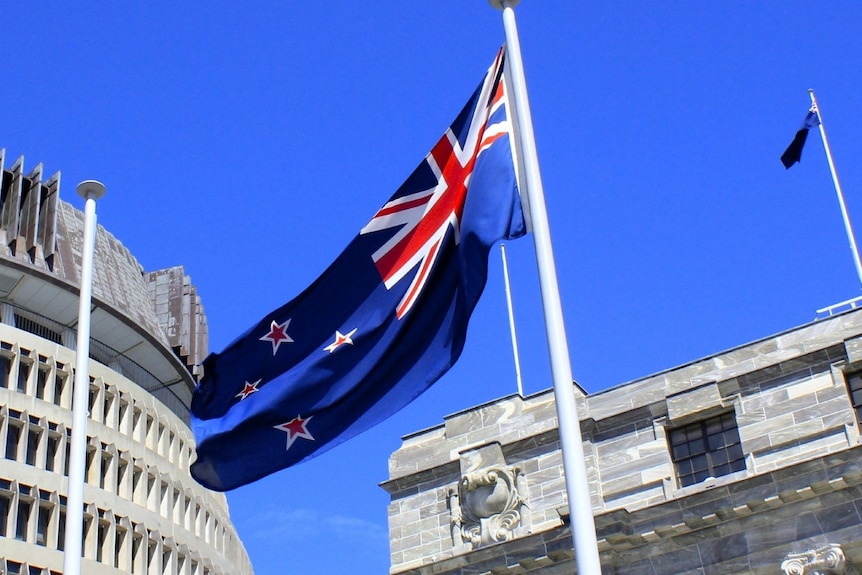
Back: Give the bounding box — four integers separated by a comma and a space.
63, 180, 106, 575
491, 1, 603, 572
500, 243, 524, 396
808, 89, 862, 289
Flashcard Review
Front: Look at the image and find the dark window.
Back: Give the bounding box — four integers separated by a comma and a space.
53, 374, 66, 407
100, 454, 111, 490
36, 503, 50, 546
26, 427, 39, 466
58, 508, 66, 551
16, 499, 31, 540
46, 435, 59, 471
82, 517, 92, 555
0, 355, 11, 388
13, 312, 62, 343
0, 493, 10, 536
16, 362, 30, 393
96, 520, 109, 563
88, 386, 98, 419
63, 441, 71, 476
668, 412, 745, 487
6, 424, 21, 460
36, 368, 48, 400
846, 372, 862, 425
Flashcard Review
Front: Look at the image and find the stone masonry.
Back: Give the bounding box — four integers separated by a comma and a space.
383, 308, 862, 574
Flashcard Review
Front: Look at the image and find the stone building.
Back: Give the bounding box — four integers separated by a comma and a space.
384, 305, 862, 574
0, 150, 253, 574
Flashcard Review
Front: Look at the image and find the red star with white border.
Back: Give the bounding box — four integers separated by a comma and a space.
323, 328, 358, 353
274, 415, 315, 450
260, 319, 293, 355
234, 379, 261, 401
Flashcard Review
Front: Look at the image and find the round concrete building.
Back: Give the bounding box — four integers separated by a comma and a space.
0, 150, 253, 575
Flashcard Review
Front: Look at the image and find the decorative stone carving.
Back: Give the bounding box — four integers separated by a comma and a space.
450, 443, 524, 549
781, 543, 859, 575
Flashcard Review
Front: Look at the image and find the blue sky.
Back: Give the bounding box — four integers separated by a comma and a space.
5, 2, 862, 573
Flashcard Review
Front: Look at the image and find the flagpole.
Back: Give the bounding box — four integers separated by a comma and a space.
500, 243, 524, 396
63, 180, 106, 575
808, 89, 862, 289
491, 1, 603, 572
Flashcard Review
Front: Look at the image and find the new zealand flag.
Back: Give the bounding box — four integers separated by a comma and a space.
190, 49, 526, 491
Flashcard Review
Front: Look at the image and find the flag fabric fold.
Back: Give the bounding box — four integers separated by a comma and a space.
781, 105, 821, 169
190, 49, 526, 491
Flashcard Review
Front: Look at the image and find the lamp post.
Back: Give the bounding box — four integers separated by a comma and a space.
63, 180, 106, 575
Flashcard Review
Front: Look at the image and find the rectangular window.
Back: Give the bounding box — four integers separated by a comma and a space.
0, 354, 12, 388
46, 434, 60, 472
103, 392, 115, 427
133, 467, 144, 504
159, 481, 170, 517
115, 525, 127, 568
162, 549, 172, 575
133, 407, 143, 440
0, 492, 10, 536
16, 499, 32, 540
147, 473, 158, 512
82, 516, 92, 556
97, 520, 109, 563
53, 373, 67, 407
64, 441, 71, 477
36, 367, 49, 400
118, 460, 129, 498
668, 412, 745, 487
132, 531, 143, 574
86, 446, 99, 485
846, 371, 862, 426
58, 508, 66, 551
88, 385, 99, 421
36, 503, 51, 546
26, 427, 41, 466
148, 540, 158, 575
6, 423, 22, 460
119, 400, 131, 434
100, 453, 112, 490
17, 361, 31, 394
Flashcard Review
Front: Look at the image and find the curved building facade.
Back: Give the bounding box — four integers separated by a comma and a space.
0, 150, 253, 575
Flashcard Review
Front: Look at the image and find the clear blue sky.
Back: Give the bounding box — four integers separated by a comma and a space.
5, 2, 862, 573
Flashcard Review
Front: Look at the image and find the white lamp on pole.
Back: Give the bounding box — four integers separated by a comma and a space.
63, 179, 105, 575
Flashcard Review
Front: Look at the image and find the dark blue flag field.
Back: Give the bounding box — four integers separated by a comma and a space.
190, 49, 526, 491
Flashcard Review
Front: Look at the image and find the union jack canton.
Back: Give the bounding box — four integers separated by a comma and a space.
190, 48, 526, 491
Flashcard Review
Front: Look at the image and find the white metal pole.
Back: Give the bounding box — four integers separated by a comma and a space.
491, 1, 603, 572
808, 89, 862, 289
63, 180, 106, 575
500, 243, 524, 396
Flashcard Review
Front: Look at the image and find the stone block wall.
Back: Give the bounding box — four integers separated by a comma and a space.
384, 309, 862, 574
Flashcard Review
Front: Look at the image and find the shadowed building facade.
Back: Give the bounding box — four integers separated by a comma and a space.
0, 150, 253, 574
384, 306, 862, 574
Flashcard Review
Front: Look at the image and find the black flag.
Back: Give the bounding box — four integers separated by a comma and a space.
781, 107, 821, 169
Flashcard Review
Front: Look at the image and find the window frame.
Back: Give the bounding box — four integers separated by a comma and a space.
667, 411, 746, 488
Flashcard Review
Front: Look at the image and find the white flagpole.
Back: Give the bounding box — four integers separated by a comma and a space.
63, 180, 106, 575
491, 1, 603, 572
808, 89, 862, 289
500, 243, 524, 396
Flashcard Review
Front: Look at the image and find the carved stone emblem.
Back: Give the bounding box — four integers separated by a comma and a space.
781, 543, 859, 575
450, 443, 524, 549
